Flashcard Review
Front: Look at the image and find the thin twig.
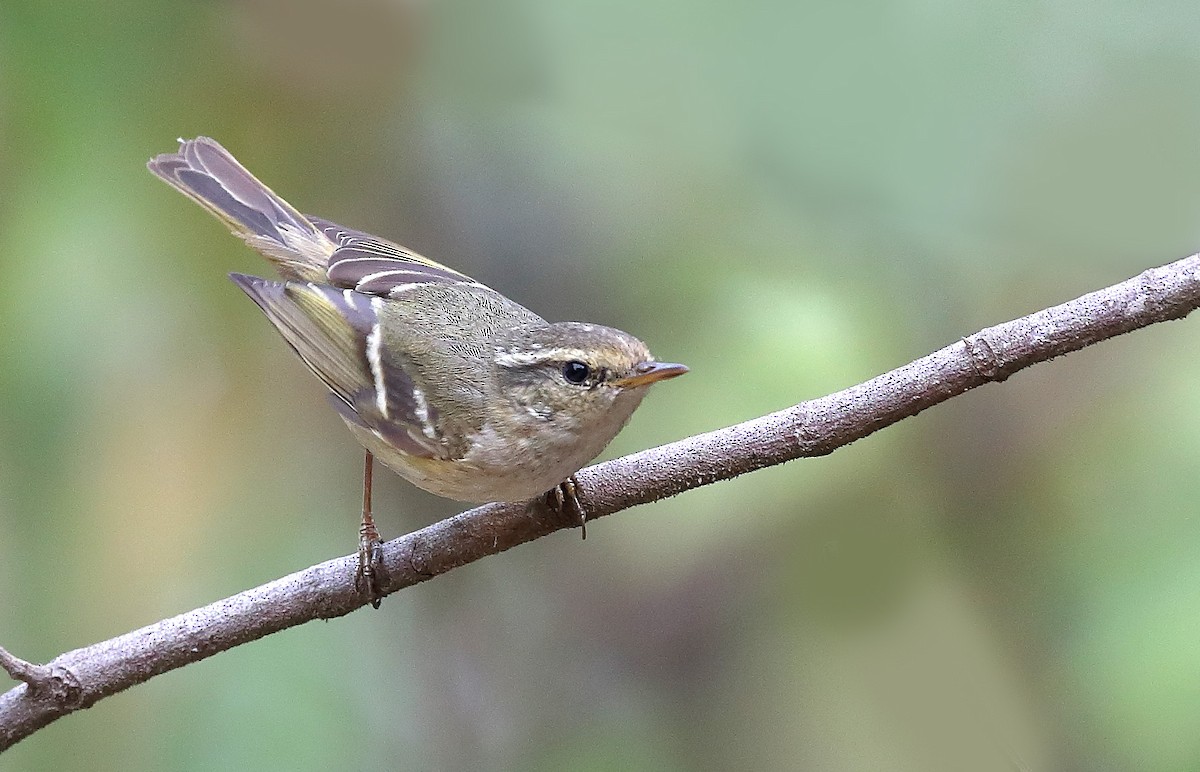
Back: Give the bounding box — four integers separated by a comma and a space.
0, 646, 82, 723
0, 648, 47, 690
1, 254, 1198, 751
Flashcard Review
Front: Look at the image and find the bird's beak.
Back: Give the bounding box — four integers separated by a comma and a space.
613, 361, 689, 388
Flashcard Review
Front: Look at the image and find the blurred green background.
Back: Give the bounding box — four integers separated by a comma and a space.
3, 1, 1200, 769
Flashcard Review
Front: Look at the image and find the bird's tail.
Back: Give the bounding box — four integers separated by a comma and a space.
148, 137, 335, 282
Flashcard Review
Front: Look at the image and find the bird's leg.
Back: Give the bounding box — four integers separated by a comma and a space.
355, 450, 386, 608
547, 475, 587, 540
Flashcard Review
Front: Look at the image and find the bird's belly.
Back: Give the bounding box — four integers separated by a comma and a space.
344, 419, 594, 503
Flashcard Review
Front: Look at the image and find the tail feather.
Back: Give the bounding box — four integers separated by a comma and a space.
148, 137, 334, 282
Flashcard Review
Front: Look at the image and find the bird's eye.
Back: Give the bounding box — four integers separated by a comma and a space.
562, 360, 591, 384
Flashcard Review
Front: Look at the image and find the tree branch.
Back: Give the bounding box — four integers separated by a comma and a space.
3, 254, 1198, 750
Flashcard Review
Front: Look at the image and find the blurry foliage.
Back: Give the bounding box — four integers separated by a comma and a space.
2, 0, 1200, 769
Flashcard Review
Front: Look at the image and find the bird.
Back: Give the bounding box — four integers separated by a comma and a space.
148, 137, 687, 606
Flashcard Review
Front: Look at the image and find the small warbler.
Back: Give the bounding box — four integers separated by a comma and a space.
148, 137, 686, 606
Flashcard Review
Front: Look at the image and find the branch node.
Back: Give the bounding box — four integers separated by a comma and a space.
961, 333, 1008, 382
791, 407, 836, 456
406, 538, 435, 578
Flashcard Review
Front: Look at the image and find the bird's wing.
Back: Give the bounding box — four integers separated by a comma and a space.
308, 217, 487, 297
230, 273, 447, 459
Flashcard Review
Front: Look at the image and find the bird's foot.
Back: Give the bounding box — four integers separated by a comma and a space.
355, 521, 387, 609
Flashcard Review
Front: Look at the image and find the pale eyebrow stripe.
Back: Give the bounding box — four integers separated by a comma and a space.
494, 348, 593, 367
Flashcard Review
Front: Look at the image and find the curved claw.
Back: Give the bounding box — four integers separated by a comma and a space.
547, 476, 587, 540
